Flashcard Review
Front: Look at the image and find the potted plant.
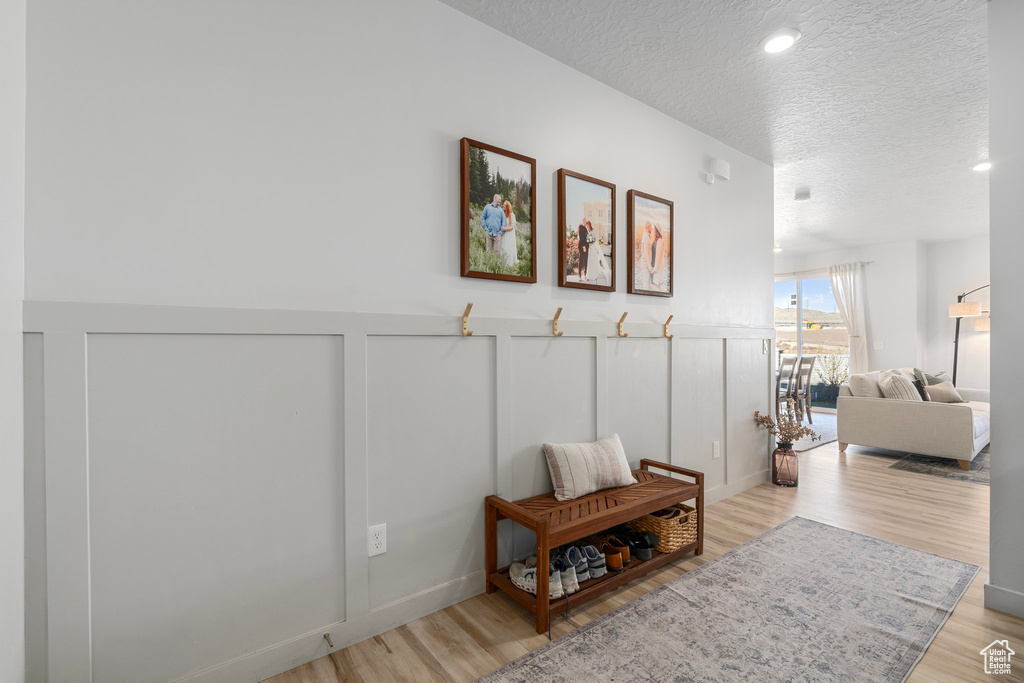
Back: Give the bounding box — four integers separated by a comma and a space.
753, 400, 820, 487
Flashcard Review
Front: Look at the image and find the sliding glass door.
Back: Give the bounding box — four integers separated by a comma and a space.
773, 275, 850, 409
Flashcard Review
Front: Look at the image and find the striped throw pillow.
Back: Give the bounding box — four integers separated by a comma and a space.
878, 370, 923, 401
542, 434, 637, 502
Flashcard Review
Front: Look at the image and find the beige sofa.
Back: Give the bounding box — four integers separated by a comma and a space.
837, 381, 990, 470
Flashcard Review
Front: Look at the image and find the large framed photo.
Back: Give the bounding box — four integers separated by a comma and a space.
460, 138, 537, 282
627, 190, 674, 297
558, 169, 615, 292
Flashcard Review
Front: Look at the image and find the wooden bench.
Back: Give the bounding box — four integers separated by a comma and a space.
484, 459, 703, 634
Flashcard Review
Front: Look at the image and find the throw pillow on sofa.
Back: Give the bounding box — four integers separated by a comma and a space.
913, 368, 952, 386
878, 370, 923, 401
542, 433, 637, 502
849, 371, 884, 398
924, 381, 966, 403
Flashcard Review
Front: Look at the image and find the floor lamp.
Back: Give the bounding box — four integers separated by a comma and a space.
948, 284, 990, 386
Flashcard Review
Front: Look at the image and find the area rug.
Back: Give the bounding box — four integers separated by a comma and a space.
477, 517, 978, 683
793, 411, 837, 452
889, 446, 990, 485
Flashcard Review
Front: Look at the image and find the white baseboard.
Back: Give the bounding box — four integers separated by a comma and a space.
706, 469, 770, 505
171, 571, 485, 683
985, 582, 1024, 619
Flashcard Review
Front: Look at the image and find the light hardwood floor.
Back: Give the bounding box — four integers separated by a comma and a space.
268, 443, 1024, 682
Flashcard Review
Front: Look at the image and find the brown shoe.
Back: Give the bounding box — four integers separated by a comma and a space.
601, 542, 624, 573
607, 535, 631, 565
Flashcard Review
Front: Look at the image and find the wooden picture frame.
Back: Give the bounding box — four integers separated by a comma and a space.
626, 190, 674, 297
557, 169, 616, 292
460, 137, 537, 283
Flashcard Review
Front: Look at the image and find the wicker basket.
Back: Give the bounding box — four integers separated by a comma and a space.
628, 504, 698, 553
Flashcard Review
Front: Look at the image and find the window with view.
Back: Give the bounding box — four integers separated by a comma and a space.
773, 276, 850, 409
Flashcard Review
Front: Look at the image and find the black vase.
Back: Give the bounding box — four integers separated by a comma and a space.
772, 442, 798, 487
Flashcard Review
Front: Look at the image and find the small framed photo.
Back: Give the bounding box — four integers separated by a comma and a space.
558, 169, 616, 292
627, 190, 673, 297
460, 138, 537, 283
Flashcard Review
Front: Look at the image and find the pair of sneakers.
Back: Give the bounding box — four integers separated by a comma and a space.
509, 556, 564, 599
552, 545, 608, 595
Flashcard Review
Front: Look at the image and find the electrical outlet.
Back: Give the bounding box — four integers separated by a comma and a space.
712, 441, 721, 459
874, 341, 885, 350
368, 523, 386, 557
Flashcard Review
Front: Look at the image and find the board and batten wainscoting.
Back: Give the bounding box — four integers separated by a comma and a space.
23, 301, 772, 683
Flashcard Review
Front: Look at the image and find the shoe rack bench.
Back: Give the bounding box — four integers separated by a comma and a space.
485, 459, 704, 635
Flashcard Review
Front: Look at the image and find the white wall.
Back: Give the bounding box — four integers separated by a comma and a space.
774, 240, 923, 370
23, 0, 774, 680
925, 235, 990, 389
0, 0, 26, 680
986, 0, 1024, 620
25, 0, 772, 328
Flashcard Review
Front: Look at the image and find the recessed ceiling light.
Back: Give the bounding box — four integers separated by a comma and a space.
762, 28, 801, 54
773, 246, 783, 253
972, 161, 992, 172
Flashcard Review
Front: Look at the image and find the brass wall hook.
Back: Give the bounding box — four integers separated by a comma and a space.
664, 315, 674, 339
553, 307, 564, 337
462, 303, 474, 336
618, 312, 629, 338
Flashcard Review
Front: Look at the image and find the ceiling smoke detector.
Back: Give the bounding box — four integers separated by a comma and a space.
794, 189, 811, 201
761, 28, 801, 54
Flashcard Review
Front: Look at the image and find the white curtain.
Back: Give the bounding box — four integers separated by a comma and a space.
829, 263, 870, 374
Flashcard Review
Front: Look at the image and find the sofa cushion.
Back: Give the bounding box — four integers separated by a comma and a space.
914, 368, 952, 386
912, 379, 931, 401
848, 371, 884, 398
924, 381, 966, 403
971, 406, 991, 438
878, 371, 923, 401
967, 400, 990, 414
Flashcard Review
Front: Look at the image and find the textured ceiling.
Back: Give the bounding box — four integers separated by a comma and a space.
439, 0, 989, 255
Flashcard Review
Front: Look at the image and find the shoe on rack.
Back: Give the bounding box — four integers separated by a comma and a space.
565, 546, 590, 582
626, 530, 659, 561
607, 535, 631, 565
601, 542, 624, 573
583, 545, 607, 578
510, 559, 564, 599
552, 552, 579, 594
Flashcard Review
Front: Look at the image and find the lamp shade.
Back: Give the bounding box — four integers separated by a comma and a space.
949, 301, 983, 318
974, 317, 990, 331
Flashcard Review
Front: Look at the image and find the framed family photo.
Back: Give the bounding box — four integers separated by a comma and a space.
557, 169, 615, 292
627, 190, 674, 297
460, 138, 537, 283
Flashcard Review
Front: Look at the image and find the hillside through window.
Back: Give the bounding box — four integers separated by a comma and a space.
774, 276, 850, 409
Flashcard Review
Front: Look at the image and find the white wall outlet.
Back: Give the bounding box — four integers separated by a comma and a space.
874, 341, 885, 350
368, 523, 386, 557
712, 440, 721, 459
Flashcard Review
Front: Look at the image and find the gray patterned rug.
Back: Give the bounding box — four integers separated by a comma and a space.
478, 517, 978, 683
889, 446, 990, 485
